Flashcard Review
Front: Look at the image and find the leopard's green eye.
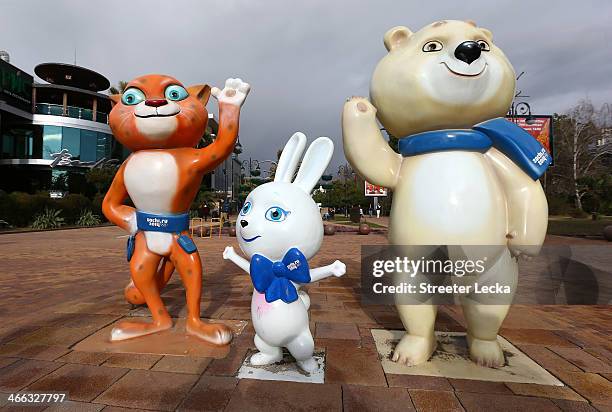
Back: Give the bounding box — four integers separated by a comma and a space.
165, 85, 189, 101
121, 88, 145, 105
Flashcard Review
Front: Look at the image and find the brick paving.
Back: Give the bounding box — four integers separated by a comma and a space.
0, 227, 609, 411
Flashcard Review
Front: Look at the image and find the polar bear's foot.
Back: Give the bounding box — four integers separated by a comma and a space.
391, 333, 437, 366
250, 350, 283, 366
467, 334, 505, 368
297, 357, 318, 374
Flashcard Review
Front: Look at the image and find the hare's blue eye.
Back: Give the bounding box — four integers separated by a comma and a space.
265, 206, 290, 222
121, 88, 145, 105
165, 85, 189, 101
240, 201, 252, 216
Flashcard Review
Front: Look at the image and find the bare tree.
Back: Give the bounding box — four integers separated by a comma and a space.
552, 99, 612, 211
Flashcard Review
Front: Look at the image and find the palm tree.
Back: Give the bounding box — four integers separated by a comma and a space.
109, 81, 128, 95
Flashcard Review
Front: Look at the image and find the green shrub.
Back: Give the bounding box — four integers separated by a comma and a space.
0, 192, 52, 227
31, 208, 64, 229
547, 194, 574, 216
568, 209, 589, 218
54, 194, 91, 224
76, 210, 101, 226
91, 193, 105, 218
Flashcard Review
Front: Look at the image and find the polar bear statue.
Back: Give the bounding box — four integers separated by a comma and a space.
342, 20, 550, 368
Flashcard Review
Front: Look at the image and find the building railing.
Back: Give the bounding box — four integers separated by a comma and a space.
34, 103, 109, 124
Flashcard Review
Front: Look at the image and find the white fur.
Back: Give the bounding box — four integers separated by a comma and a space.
124, 151, 178, 255
133, 101, 179, 141
223, 133, 344, 373
211, 78, 251, 107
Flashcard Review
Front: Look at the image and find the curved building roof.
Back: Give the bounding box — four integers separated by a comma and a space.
34, 63, 110, 92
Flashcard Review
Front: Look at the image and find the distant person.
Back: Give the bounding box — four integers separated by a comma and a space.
221, 201, 230, 222
368, 205, 373, 217
376, 204, 381, 218
203, 204, 210, 221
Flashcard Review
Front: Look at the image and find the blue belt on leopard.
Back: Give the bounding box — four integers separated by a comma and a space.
126, 211, 195, 262
135, 211, 190, 233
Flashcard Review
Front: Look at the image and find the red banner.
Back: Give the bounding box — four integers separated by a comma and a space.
507, 116, 553, 155
365, 181, 388, 197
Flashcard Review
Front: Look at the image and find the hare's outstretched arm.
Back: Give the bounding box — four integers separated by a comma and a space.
308, 260, 346, 283
223, 246, 250, 273
102, 161, 136, 234
196, 79, 250, 173
342, 97, 402, 189
485, 148, 548, 257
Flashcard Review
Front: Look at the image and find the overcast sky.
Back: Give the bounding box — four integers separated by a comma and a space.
2, 0, 611, 173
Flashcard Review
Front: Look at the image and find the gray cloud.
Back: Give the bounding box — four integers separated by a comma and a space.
2, 0, 610, 173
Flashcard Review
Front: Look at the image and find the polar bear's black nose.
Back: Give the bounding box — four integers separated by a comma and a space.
240, 220, 248, 227
455, 41, 481, 65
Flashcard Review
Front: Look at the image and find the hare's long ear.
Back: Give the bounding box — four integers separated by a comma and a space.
274, 132, 307, 183
293, 137, 334, 194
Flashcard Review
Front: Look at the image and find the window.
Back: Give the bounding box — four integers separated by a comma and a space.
96, 132, 111, 160
62, 127, 81, 159
42, 125, 62, 159
80, 129, 97, 162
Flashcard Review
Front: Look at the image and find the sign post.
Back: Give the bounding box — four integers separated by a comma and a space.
365, 181, 387, 218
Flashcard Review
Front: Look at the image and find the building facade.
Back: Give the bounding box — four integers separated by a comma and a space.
0, 59, 122, 193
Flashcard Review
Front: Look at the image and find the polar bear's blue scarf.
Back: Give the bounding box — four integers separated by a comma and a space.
397, 117, 551, 180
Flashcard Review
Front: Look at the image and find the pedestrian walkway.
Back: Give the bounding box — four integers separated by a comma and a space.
0, 227, 610, 411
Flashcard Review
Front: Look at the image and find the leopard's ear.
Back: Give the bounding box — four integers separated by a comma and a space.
188, 84, 211, 106
109, 94, 121, 107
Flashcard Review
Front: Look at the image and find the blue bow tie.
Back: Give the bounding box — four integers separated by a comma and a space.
250, 248, 311, 303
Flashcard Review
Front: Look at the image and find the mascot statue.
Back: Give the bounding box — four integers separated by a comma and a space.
342, 20, 550, 367
103, 75, 250, 345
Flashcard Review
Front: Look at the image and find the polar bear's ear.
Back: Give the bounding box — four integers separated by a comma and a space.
384, 26, 412, 51
480, 27, 493, 41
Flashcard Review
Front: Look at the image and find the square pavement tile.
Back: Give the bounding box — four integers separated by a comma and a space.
224, 379, 342, 412
178, 375, 238, 411
315, 322, 360, 340
372, 330, 563, 386
0, 344, 70, 361
408, 389, 463, 412
151, 355, 212, 375
94, 369, 199, 411
325, 344, 387, 387
456, 392, 560, 412
505, 382, 586, 401
102, 353, 162, 370
0, 359, 63, 392
44, 400, 105, 411
237, 349, 325, 384
57, 351, 112, 366
26, 364, 129, 402
342, 385, 415, 411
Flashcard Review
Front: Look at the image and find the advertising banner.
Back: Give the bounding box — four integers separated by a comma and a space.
365, 181, 387, 197
507, 115, 554, 165
0, 59, 33, 113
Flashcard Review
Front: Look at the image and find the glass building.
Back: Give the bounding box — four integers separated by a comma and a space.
0, 61, 126, 193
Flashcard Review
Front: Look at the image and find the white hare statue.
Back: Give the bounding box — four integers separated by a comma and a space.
223, 132, 346, 373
